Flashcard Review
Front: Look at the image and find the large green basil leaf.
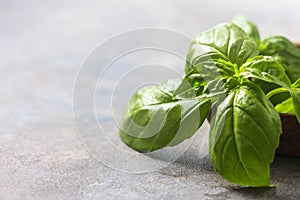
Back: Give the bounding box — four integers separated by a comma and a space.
240, 56, 291, 89
185, 23, 259, 73
259, 36, 300, 83
231, 16, 260, 43
209, 82, 281, 186
119, 79, 211, 152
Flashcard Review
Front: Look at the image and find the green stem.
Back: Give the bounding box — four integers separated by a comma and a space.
266, 87, 289, 99
234, 64, 239, 77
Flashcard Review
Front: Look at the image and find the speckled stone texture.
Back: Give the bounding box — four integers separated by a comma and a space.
1, 0, 300, 199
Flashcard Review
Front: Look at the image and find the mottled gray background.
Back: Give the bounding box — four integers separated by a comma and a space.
1, 0, 300, 199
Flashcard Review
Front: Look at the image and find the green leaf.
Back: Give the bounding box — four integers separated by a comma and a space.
183, 69, 207, 96
290, 78, 300, 122
185, 23, 258, 99
185, 23, 259, 73
240, 56, 291, 89
291, 89, 300, 123
119, 79, 211, 152
259, 36, 300, 83
240, 55, 292, 106
231, 16, 260, 43
267, 79, 300, 122
209, 82, 281, 186
187, 60, 236, 97
275, 97, 294, 114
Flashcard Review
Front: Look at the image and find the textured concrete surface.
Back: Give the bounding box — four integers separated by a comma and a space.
1, 0, 300, 199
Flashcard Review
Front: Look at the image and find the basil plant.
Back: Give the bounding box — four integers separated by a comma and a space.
119, 16, 300, 187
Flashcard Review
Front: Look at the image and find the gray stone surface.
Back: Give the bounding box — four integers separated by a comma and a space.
1, 0, 300, 199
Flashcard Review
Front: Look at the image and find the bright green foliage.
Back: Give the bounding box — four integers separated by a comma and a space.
119, 17, 300, 187
209, 82, 281, 186
120, 79, 211, 152
259, 36, 300, 83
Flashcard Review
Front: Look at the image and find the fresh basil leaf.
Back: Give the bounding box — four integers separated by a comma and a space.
231, 16, 260, 43
291, 89, 300, 123
259, 36, 300, 83
291, 78, 300, 122
209, 82, 281, 186
189, 60, 235, 97
240, 56, 291, 89
119, 79, 211, 152
185, 23, 258, 100
275, 97, 294, 114
185, 23, 259, 73
266, 79, 300, 121
184, 68, 206, 96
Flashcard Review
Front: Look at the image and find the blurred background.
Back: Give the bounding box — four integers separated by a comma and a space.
1, 0, 300, 199
2, 0, 300, 140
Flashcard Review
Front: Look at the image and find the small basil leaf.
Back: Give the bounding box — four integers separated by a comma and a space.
231, 16, 260, 43
184, 68, 206, 96
259, 36, 300, 83
269, 78, 300, 121
275, 97, 294, 114
209, 82, 281, 186
119, 79, 211, 152
291, 78, 300, 122
266, 78, 300, 121
185, 23, 259, 73
291, 89, 300, 123
240, 56, 291, 89
190, 60, 235, 96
